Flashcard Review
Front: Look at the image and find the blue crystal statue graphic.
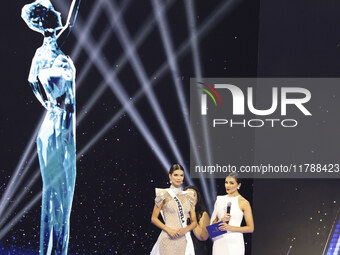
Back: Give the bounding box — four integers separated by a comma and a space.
21, 1, 78, 253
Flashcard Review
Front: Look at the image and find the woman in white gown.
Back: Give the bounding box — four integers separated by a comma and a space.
210, 173, 254, 255
151, 164, 197, 255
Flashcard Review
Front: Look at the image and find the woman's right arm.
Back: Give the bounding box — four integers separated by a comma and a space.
151, 203, 178, 238
193, 211, 210, 241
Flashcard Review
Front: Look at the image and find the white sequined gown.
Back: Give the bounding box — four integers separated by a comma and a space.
151, 187, 195, 255
210, 195, 244, 255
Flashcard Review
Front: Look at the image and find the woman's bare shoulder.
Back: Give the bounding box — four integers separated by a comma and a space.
238, 196, 251, 208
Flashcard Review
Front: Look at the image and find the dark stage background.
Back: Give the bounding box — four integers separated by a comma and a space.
253, 0, 340, 254
0, 0, 339, 254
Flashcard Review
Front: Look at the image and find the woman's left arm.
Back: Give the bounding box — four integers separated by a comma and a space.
218, 199, 254, 233
176, 207, 197, 236
193, 212, 210, 241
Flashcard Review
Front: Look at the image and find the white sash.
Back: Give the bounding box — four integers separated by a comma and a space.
150, 189, 195, 255
167, 189, 195, 255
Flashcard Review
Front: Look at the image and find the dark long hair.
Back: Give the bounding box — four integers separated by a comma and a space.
184, 185, 207, 221
169, 163, 184, 174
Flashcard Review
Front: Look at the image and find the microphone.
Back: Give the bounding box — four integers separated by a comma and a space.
226, 202, 232, 223
226, 202, 232, 214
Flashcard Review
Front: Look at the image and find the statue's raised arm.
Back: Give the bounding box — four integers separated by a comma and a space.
56, 0, 81, 39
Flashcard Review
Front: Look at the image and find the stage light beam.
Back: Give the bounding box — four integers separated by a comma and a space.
102, 0, 190, 179
71, 0, 106, 62
151, 0, 213, 211
75, 0, 133, 89
184, 0, 216, 203
55, 0, 171, 170
0, 113, 44, 218
76, 0, 176, 122
0, 170, 40, 229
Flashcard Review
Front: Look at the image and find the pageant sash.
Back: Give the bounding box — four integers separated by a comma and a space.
150, 189, 195, 255
167, 189, 195, 255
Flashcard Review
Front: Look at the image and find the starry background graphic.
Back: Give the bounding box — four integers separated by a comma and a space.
0, 0, 339, 255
